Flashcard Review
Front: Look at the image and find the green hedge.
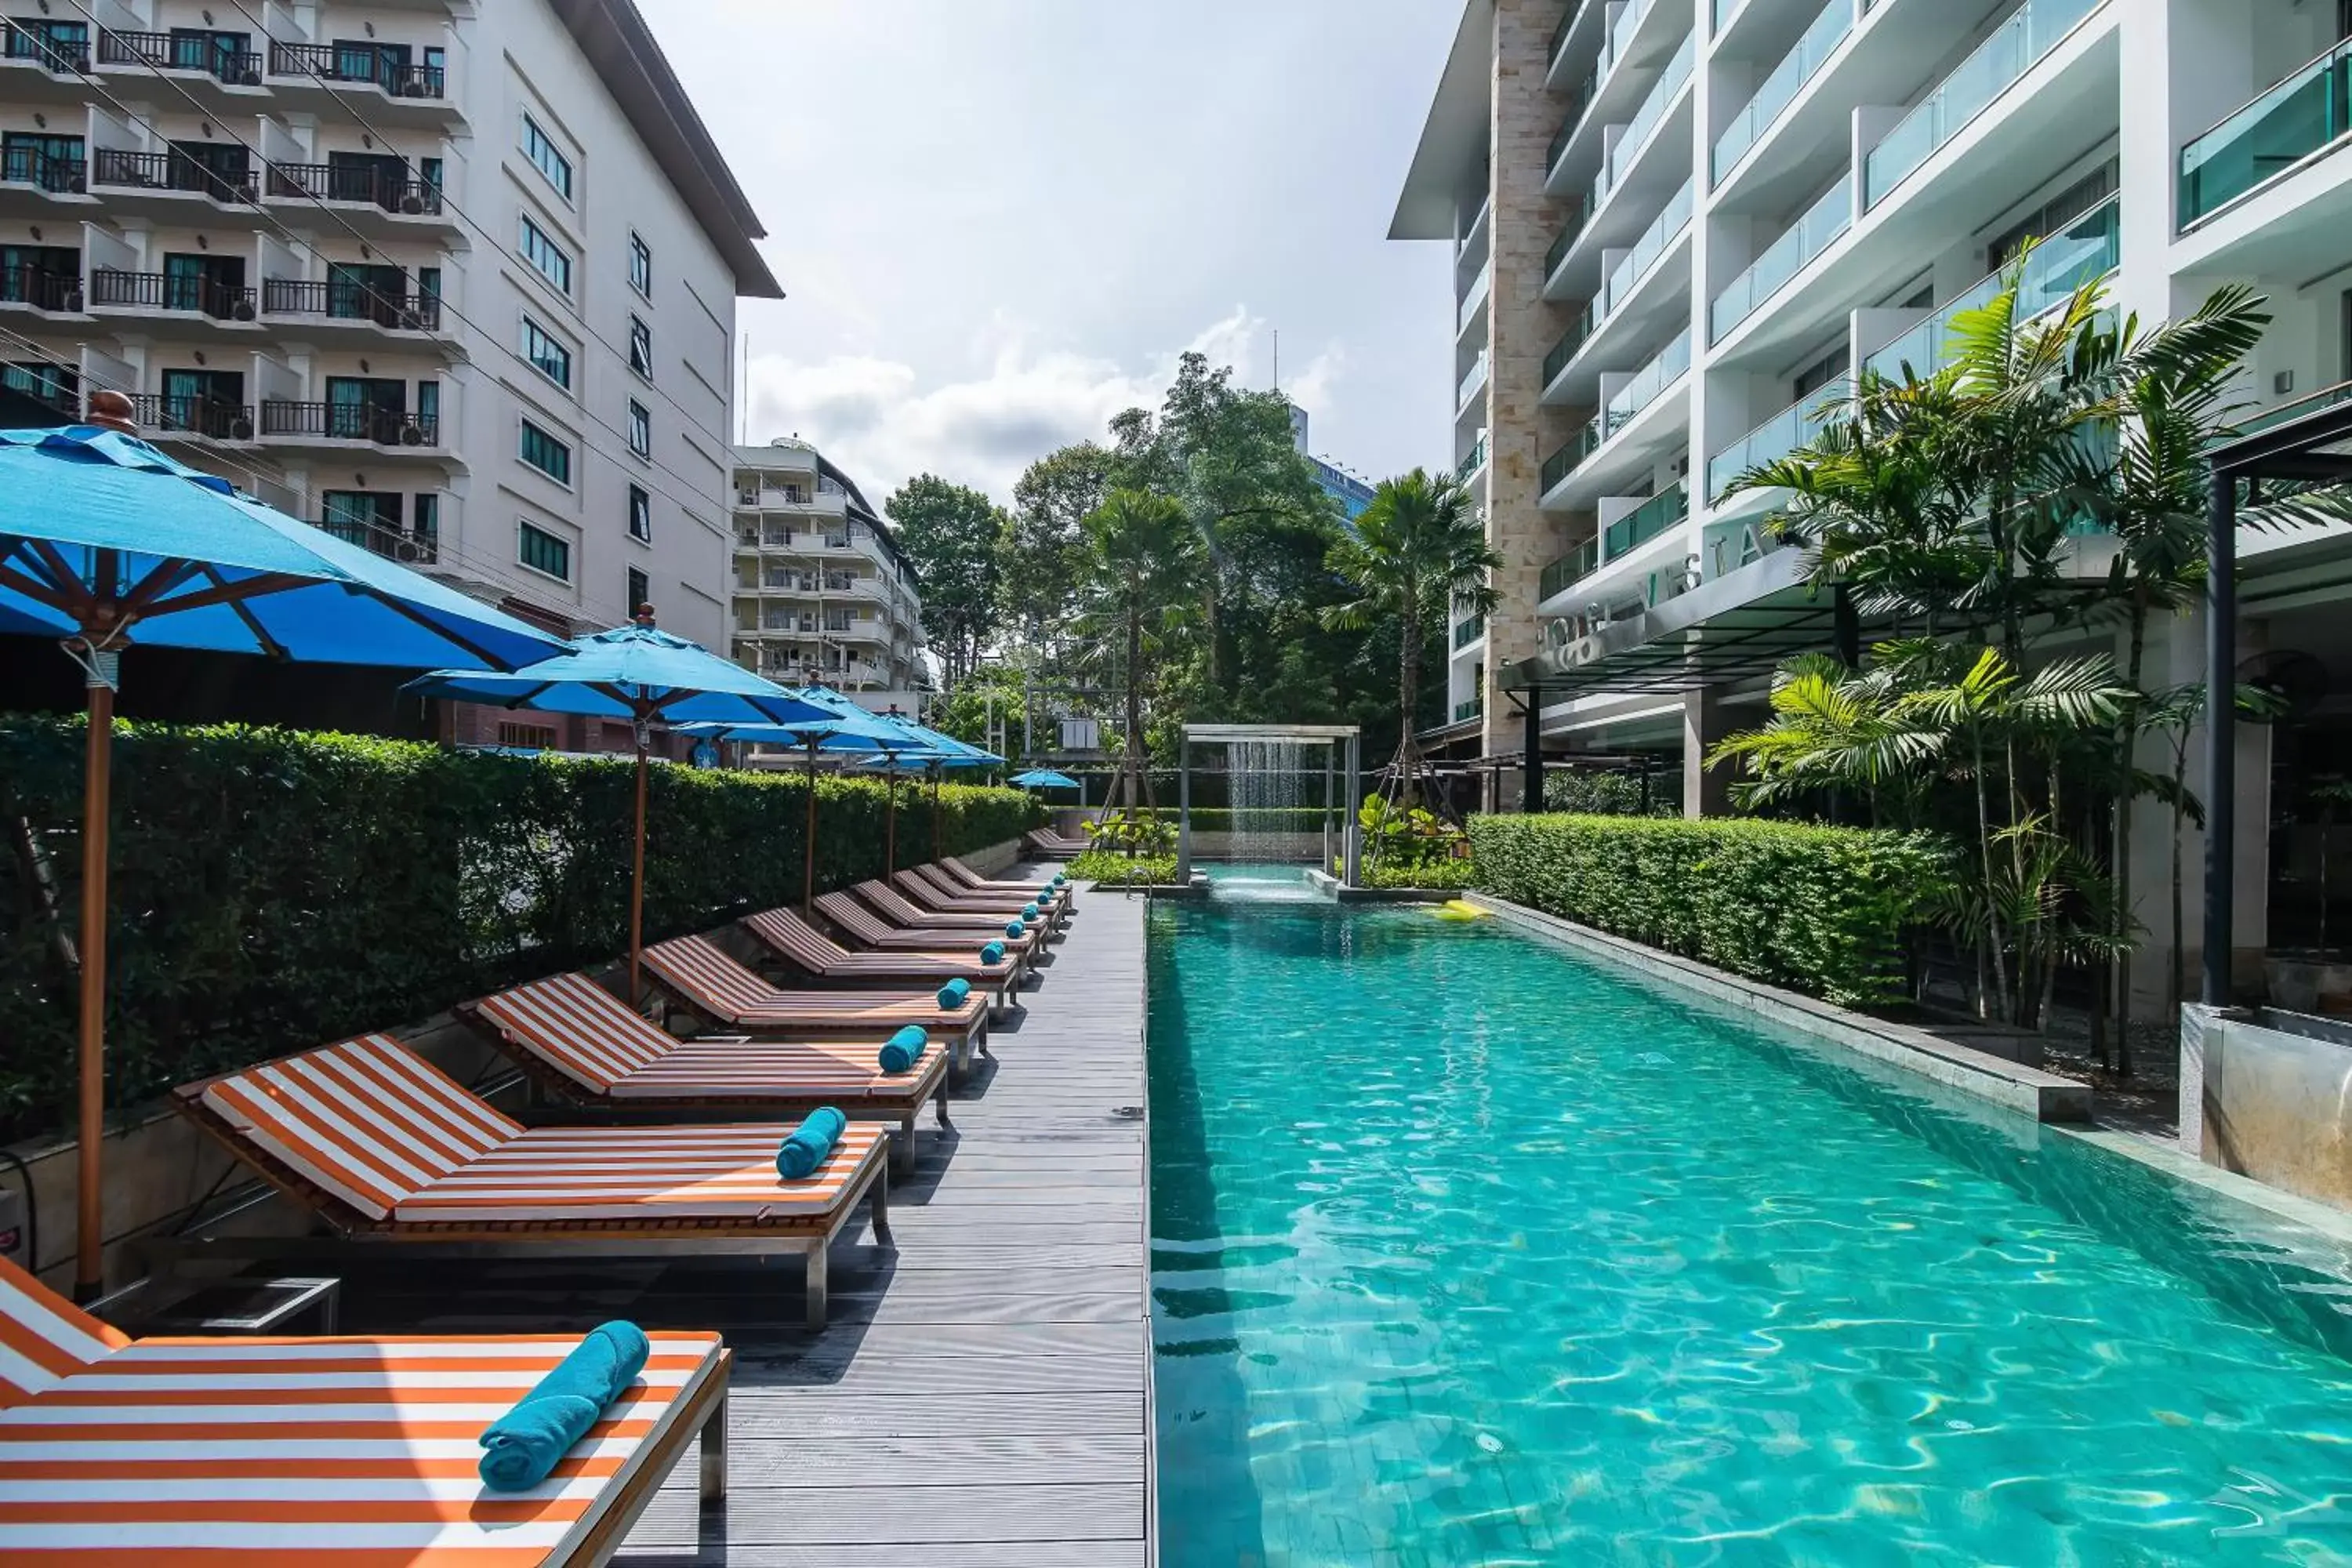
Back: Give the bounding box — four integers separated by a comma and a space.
1083, 808, 1334, 833
1467, 814, 1953, 1007
0, 718, 1036, 1142
1069, 849, 1180, 887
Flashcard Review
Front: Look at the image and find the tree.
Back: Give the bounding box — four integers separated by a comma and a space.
1000, 442, 1111, 661
1322, 470, 1499, 833
1074, 489, 1200, 814
885, 475, 1005, 686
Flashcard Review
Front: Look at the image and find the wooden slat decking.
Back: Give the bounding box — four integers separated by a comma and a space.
322, 874, 1156, 1566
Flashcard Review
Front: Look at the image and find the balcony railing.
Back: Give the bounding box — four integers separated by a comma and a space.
268, 42, 445, 99
1, 143, 85, 194
1540, 425, 1602, 495
1544, 194, 1595, 281
1454, 613, 1486, 649
261, 401, 438, 446
1548, 0, 1595, 76
1457, 431, 1490, 482
2231, 380, 2352, 442
98, 30, 263, 85
262, 278, 441, 330
93, 148, 256, 202
1861, 195, 2118, 380
2180, 37, 2352, 227
1708, 376, 1853, 499
1595, 0, 1659, 93
2, 21, 90, 73
1454, 697, 1484, 724
1543, 305, 1597, 389
90, 267, 257, 320
318, 514, 438, 564
1457, 263, 1492, 336
1602, 479, 1688, 560
1603, 328, 1691, 439
1709, 179, 1852, 341
1547, 65, 1600, 178
1540, 537, 1600, 604
1600, 31, 1695, 199
267, 162, 443, 214
0, 263, 82, 312
1457, 351, 1490, 412
1864, 0, 2103, 209
1602, 177, 1693, 319
125, 394, 254, 441
1714, 0, 1854, 180
1455, 194, 1491, 258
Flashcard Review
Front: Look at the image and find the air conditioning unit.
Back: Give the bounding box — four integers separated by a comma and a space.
228, 414, 255, 441
737, 488, 759, 506
399, 419, 426, 446
400, 192, 426, 215
398, 78, 427, 98
238, 66, 263, 87
234, 182, 259, 204
230, 297, 257, 322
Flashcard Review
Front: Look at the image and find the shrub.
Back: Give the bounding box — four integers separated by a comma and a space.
1355, 858, 1477, 891
0, 717, 1036, 1142
1070, 849, 1180, 886
1467, 814, 1954, 1007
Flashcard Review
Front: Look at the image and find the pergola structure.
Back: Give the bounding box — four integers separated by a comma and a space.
2204, 390, 2352, 1005
1177, 724, 1363, 887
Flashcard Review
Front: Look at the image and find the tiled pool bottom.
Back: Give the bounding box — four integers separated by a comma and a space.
1148, 898, 2352, 1566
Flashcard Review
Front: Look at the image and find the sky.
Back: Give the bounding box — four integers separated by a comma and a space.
644, 0, 1464, 509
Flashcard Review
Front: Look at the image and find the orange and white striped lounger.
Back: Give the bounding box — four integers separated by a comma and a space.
0, 1253, 731, 1566
643, 934, 993, 1068
895, 866, 1067, 930
174, 1036, 891, 1328
815, 889, 1045, 967
739, 907, 1022, 1014
854, 877, 1064, 945
458, 971, 953, 1171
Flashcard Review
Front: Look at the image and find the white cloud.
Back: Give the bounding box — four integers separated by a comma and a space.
742, 310, 1350, 508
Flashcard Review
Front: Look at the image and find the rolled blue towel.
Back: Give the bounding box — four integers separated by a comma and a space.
1004, 918, 1026, 938
777, 1105, 848, 1180
880, 1025, 926, 1075
980, 940, 1006, 966
938, 976, 972, 1009
478, 1320, 650, 1492
1022, 902, 1040, 920
1052, 873, 1066, 887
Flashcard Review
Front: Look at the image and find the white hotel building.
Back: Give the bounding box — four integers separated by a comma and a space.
1396, 0, 2352, 996
0, 0, 781, 659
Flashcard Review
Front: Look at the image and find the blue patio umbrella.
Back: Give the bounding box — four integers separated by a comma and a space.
677, 701, 909, 909
406, 613, 838, 1003
0, 416, 569, 1298
848, 715, 1006, 861
1011, 769, 1081, 791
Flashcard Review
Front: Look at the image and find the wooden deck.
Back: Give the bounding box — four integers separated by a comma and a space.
333, 875, 1156, 1566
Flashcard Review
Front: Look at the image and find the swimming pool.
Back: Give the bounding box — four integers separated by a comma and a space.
1149, 884, 2352, 1564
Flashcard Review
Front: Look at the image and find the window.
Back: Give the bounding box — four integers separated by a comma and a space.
626, 566, 649, 615
628, 232, 651, 298
517, 520, 572, 581
497, 720, 557, 750
626, 399, 651, 460
522, 114, 572, 202
628, 316, 652, 379
522, 315, 571, 390
627, 483, 652, 542
518, 419, 572, 485
518, 215, 571, 295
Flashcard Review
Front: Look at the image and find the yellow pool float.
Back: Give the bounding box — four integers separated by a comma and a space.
1432, 899, 1489, 922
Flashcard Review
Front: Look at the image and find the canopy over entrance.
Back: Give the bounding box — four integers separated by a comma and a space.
1177, 724, 1363, 886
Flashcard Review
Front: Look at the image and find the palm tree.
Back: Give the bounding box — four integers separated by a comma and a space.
1073, 488, 1200, 817
1323, 470, 1501, 821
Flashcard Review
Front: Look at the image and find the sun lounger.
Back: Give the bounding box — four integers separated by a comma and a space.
853, 877, 1062, 942
815, 889, 1044, 967
895, 866, 1066, 928
458, 971, 953, 1172
1025, 827, 1089, 858
944, 856, 1076, 909
174, 1036, 891, 1328
0, 1254, 731, 1565
739, 908, 1022, 1014
644, 934, 992, 1068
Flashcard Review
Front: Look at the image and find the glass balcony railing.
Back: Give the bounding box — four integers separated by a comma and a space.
2180, 38, 2352, 227
1543, 304, 1598, 389
2230, 379, 2352, 441
1714, 0, 1854, 180
1864, 0, 2103, 210
1457, 262, 1492, 335
1708, 376, 1851, 499
1455, 194, 1491, 257
1541, 426, 1602, 495
1603, 328, 1692, 438
1603, 479, 1690, 560
1456, 431, 1490, 482
1861, 194, 2117, 381
1458, 351, 1490, 411
1540, 537, 1601, 603
1709, 179, 1852, 341
1454, 696, 1484, 724
1602, 31, 1696, 198
1548, 67, 1599, 177
1544, 193, 1594, 281
1603, 177, 1693, 319
1454, 613, 1486, 649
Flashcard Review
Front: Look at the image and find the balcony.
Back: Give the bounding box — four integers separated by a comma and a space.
1543, 307, 1597, 390
1713, 0, 1853, 183
90, 268, 258, 321
1710, 180, 1852, 342
1864, 0, 2104, 211
262, 278, 441, 332
1603, 480, 1689, 560
0, 263, 82, 313
1602, 328, 1691, 441
1596, 0, 1662, 95
1541, 426, 1601, 495
1544, 194, 1595, 285
1454, 697, 1483, 724
1708, 376, 1853, 500
268, 42, 445, 100
1596, 31, 1695, 205
260, 401, 439, 448
1540, 538, 1600, 604
267, 163, 442, 215
1457, 351, 1490, 413
1602, 178, 1693, 319
1457, 263, 1492, 337
92, 149, 256, 204
2, 20, 90, 73
98, 31, 263, 85
1, 143, 85, 195
125, 394, 254, 441
1456, 431, 1489, 483
2180, 38, 2352, 229
1862, 195, 2117, 380
1454, 613, 1486, 650
317, 514, 438, 564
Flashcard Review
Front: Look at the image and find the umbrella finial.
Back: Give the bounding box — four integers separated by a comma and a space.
83, 390, 137, 436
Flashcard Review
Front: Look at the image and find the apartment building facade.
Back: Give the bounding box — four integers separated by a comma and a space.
1397, 0, 2352, 997
728, 438, 927, 707
0, 0, 781, 657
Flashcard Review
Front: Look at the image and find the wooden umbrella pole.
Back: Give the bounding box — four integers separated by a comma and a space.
74, 672, 113, 1301
931, 767, 942, 862
885, 766, 897, 873
803, 742, 818, 916
630, 739, 648, 1005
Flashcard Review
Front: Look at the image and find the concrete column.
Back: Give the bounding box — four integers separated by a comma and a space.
1682, 688, 1731, 818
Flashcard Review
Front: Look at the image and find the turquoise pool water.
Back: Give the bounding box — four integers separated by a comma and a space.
1150, 885, 2352, 1565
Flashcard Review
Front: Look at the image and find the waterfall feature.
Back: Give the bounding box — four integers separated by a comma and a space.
1180, 724, 1362, 894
